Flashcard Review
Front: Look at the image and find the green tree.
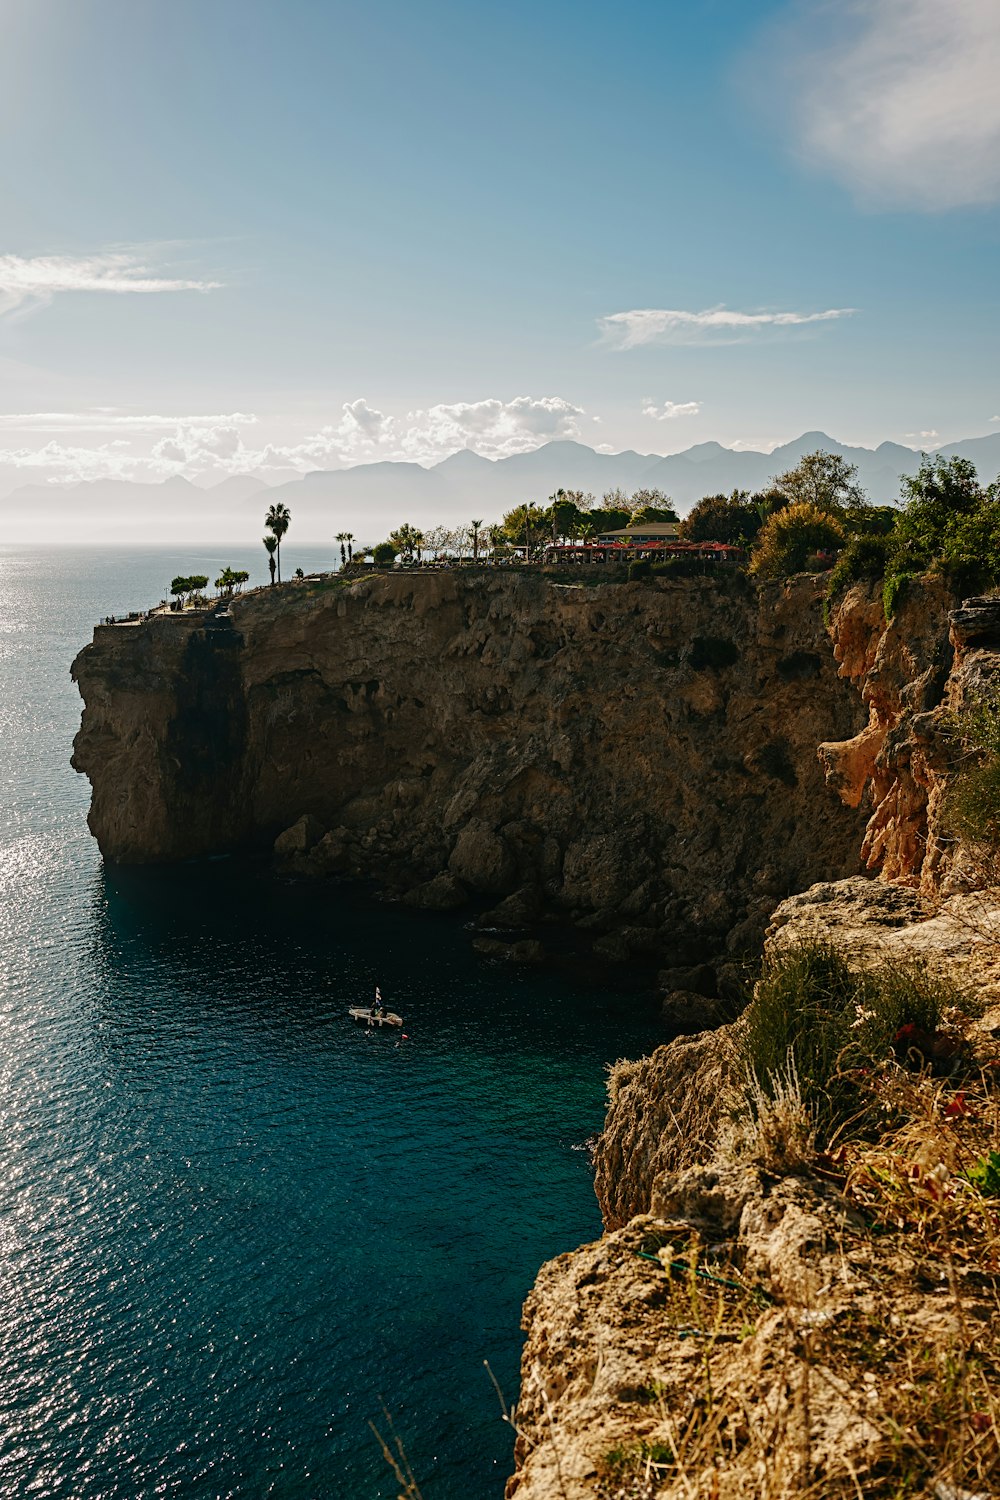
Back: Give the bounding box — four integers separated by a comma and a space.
336, 531, 348, 568
470, 518, 484, 561
214, 566, 249, 596
344, 531, 355, 562
263, 533, 278, 585
501, 502, 547, 556
629, 488, 678, 523
750, 502, 846, 578
264, 502, 291, 582
389, 523, 424, 561
587, 505, 632, 534
679, 490, 761, 545
771, 450, 867, 517
373, 540, 397, 566
170, 575, 191, 606
487, 523, 510, 560
890, 455, 988, 578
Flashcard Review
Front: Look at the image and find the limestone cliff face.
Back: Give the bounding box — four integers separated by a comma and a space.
818, 584, 1000, 893
508, 587, 1000, 1500
72, 571, 867, 953
593, 588, 1000, 1231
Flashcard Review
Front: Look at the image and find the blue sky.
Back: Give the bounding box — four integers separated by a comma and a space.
0, 0, 998, 491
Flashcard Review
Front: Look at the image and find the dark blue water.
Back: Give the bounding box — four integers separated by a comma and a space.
0, 545, 663, 1499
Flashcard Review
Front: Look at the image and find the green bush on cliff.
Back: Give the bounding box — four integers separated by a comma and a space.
739, 944, 948, 1139
372, 541, 398, 566
882, 570, 914, 621
825, 533, 892, 598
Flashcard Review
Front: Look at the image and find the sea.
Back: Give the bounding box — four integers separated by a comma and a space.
0, 544, 664, 1499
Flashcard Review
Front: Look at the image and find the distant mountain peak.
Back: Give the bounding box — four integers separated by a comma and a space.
682, 441, 731, 464
434, 448, 495, 470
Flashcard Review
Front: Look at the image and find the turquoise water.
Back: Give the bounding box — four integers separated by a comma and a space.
0, 545, 663, 1499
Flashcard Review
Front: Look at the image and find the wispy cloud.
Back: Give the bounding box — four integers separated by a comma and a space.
0, 251, 222, 317
599, 306, 855, 349
905, 429, 940, 442
642, 399, 701, 421
770, 0, 1000, 209
0, 410, 254, 432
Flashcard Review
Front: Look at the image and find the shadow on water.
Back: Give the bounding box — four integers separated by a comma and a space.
63, 859, 665, 1499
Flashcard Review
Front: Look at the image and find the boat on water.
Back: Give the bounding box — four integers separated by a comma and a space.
348, 1006, 404, 1029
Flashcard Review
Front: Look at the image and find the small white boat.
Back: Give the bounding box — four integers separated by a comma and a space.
348, 1006, 403, 1029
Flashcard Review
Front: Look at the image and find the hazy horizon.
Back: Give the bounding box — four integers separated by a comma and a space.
4, 425, 999, 547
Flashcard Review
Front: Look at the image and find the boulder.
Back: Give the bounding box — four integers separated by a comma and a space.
657, 962, 717, 997
273, 813, 325, 858
401, 873, 468, 911
448, 819, 517, 895
591, 926, 660, 962
660, 989, 725, 1033
471, 936, 546, 964
475, 885, 541, 930
311, 829, 351, 873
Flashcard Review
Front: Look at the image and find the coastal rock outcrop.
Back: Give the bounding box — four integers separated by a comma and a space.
72, 571, 869, 956
507, 581, 1000, 1498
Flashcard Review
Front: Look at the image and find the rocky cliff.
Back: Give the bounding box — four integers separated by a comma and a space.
509, 587, 1000, 1499
72, 570, 869, 959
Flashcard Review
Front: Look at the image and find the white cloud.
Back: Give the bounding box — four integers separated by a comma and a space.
599, 306, 854, 349
396, 395, 585, 462
0, 410, 254, 432
642, 399, 701, 421
905, 429, 940, 442
262, 394, 587, 468
776, 0, 1000, 209
727, 438, 784, 454
0, 393, 591, 488
0, 251, 221, 317
0, 440, 146, 483
991, 415, 1000, 423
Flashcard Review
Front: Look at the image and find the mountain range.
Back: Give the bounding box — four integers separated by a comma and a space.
4, 431, 1000, 546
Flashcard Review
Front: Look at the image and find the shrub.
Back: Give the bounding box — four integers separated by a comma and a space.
678, 490, 762, 545
826, 533, 891, 599
652, 554, 703, 578
882, 570, 914, 620
750, 502, 846, 579
372, 541, 397, 565
628, 558, 651, 580
738, 944, 949, 1140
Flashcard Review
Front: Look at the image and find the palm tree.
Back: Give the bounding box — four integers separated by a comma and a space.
265, 502, 291, 582
336, 532, 348, 569
389, 523, 423, 562
344, 532, 355, 562
263, 533, 278, 585
470, 518, 483, 562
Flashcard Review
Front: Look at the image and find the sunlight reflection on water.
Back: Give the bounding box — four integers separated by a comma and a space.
0, 546, 665, 1498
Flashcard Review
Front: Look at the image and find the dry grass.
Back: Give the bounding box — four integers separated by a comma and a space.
594, 956, 1000, 1498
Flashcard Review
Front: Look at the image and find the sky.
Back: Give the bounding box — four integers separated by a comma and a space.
0, 0, 998, 494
